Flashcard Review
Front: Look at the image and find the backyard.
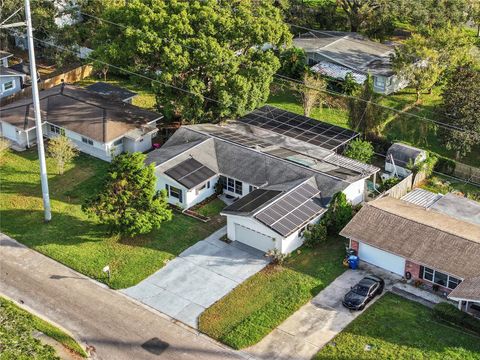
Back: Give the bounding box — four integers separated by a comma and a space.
314, 292, 480, 360
0, 149, 226, 289
198, 238, 346, 349
0, 296, 86, 359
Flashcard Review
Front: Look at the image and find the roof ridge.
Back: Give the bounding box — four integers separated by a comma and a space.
368, 199, 480, 244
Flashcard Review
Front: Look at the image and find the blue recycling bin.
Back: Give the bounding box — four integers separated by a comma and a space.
348, 255, 359, 270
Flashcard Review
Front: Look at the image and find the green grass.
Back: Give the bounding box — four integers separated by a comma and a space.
421, 175, 480, 201
199, 238, 346, 349
0, 149, 225, 289
196, 198, 226, 217
314, 293, 480, 360
0, 297, 87, 358
76, 75, 157, 110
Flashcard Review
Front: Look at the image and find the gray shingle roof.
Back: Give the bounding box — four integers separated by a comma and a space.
430, 193, 480, 226
86, 82, 137, 101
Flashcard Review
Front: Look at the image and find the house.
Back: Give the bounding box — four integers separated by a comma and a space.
0, 83, 162, 161
293, 31, 408, 94
146, 105, 379, 253
385, 143, 427, 178
0, 51, 26, 99
86, 82, 138, 104
340, 189, 480, 315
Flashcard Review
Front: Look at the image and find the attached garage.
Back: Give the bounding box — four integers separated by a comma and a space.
234, 224, 276, 253
358, 242, 406, 276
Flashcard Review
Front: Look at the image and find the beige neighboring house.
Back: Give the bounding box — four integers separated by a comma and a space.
0, 83, 162, 161
341, 189, 480, 316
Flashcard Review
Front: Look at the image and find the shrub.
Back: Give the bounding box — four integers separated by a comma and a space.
432, 302, 480, 335
434, 156, 456, 175
381, 176, 401, 191
323, 192, 353, 235
344, 139, 374, 164
303, 222, 327, 248
265, 248, 288, 265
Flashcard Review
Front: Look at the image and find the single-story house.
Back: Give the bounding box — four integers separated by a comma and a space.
293, 31, 408, 95
0, 51, 26, 99
0, 83, 162, 161
385, 143, 427, 178
85, 82, 138, 104
146, 105, 379, 253
341, 189, 480, 315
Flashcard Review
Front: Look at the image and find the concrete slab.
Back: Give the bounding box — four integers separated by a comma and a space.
122, 226, 269, 329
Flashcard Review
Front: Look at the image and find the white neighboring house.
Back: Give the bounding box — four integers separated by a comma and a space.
0, 83, 161, 161
385, 143, 427, 178
0, 51, 26, 99
146, 106, 379, 254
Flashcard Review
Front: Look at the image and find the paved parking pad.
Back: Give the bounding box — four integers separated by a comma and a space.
122, 227, 269, 328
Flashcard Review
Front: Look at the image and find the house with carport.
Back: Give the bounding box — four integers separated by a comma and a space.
0, 83, 162, 161
341, 189, 480, 316
146, 105, 379, 254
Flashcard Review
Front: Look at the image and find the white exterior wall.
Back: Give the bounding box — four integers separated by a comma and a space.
0, 76, 22, 99
184, 175, 218, 208
124, 133, 154, 154
343, 179, 366, 206
385, 163, 411, 178
358, 242, 406, 275
280, 213, 324, 254
0, 122, 22, 145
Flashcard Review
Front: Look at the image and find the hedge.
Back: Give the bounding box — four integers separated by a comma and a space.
432, 302, 480, 335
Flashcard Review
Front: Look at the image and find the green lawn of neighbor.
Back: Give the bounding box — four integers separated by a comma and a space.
76, 75, 157, 110
0, 297, 87, 358
0, 149, 225, 289
315, 293, 480, 360
421, 175, 480, 201
199, 238, 346, 349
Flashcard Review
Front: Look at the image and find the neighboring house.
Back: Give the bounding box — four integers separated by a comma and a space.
341, 189, 480, 316
385, 143, 427, 178
86, 82, 138, 104
293, 31, 408, 94
0, 83, 162, 161
0, 51, 26, 99
146, 105, 379, 253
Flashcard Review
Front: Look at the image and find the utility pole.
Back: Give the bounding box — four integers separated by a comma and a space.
24, 0, 52, 221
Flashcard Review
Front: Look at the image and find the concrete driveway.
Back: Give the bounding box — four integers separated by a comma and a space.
123, 227, 269, 328
246, 264, 400, 360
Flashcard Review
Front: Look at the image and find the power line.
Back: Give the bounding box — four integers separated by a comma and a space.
73, 10, 467, 132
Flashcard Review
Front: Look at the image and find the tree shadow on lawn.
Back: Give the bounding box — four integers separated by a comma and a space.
330, 293, 480, 356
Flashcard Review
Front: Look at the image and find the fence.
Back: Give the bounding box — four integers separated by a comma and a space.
453, 162, 480, 185
0, 64, 93, 106
385, 173, 413, 199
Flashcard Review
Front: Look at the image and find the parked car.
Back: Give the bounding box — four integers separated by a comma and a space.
342, 275, 384, 310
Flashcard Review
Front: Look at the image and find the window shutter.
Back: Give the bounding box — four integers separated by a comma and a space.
165, 184, 169, 193
178, 189, 183, 203
419, 265, 424, 279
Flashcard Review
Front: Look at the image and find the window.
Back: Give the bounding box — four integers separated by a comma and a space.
219, 175, 242, 195
166, 184, 183, 202
374, 76, 386, 90
207, 181, 210, 189
248, 185, 256, 193
422, 266, 461, 290
49, 124, 65, 136
81, 136, 94, 146
196, 183, 207, 195
3, 81, 14, 91
113, 138, 123, 146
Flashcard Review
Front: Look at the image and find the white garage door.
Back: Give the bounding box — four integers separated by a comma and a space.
358, 242, 405, 275
234, 224, 275, 253
1, 122, 18, 142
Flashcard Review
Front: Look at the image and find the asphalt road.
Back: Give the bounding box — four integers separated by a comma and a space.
0, 234, 248, 360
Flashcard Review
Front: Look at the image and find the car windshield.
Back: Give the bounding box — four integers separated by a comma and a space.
352, 284, 369, 296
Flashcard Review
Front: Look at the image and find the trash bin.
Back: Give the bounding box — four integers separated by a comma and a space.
348, 255, 359, 270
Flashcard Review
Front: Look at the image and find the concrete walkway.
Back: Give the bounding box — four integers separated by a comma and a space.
123, 227, 269, 328
0, 233, 247, 360
246, 265, 400, 360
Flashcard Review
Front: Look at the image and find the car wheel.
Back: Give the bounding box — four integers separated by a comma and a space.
358, 304, 365, 311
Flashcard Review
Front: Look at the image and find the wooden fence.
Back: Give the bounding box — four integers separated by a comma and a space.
453, 162, 480, 185
385, 173, 413, 199
0, 64, 93, 106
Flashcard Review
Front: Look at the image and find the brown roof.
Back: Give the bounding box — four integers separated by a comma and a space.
0, 84, 162, 143
448, 277, 480, 301
340, 196, 480, 280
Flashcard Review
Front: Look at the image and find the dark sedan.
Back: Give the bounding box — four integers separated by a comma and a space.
342, 275, 384, 311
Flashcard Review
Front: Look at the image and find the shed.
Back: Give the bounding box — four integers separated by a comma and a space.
385, 143, 426, 178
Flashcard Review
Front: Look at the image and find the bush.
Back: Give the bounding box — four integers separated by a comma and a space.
303, 222, 327, 248
265, 248, 288, 265
434, 156, 456, 175
432, 302, 480, 335
380, 176, 401, 191
344, 139, 374, 164
323, 192, 353, 235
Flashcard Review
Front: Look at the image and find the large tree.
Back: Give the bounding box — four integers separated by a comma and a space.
83, 152, 172, 236
92, 0, 291, 123
441, 65, 480, 159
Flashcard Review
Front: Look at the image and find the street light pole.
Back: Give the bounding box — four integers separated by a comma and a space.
24, 0, 51, 221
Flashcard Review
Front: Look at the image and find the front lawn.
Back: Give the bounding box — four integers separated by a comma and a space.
315, 293, 480, 360
199, 238, 346, 349
0, 149, 225, 289
0, 297, 87, 358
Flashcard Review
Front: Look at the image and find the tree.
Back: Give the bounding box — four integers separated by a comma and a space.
468, 0, 480, 36
93, 0, 292, 123
83, 152, 172, 236
278, 47, 307, 80
300, 71, 327, 117
441, 65, 480, 158
347, 75, 384, 136
47, 135, 79, 175
323, 192, 353, 235
344, 139, 374, 163
303, 222, 327, 247
337, 0, 380, 32
342, 72, 359, 95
